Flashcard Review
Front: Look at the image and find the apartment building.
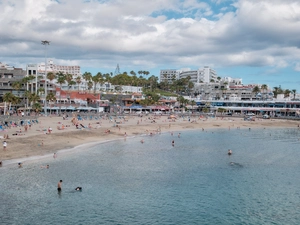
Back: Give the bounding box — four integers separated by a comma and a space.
27, 60, 81, 78
0, 62, 26, 100
160, 66, 218, 84
159, 69, 180, 83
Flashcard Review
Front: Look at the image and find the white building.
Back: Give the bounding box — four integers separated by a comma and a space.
160, 69, 180, 83
161, 66, 218, 84
27, 60, 82, 93
179, 69, 200, 83
27, 60, 81, 78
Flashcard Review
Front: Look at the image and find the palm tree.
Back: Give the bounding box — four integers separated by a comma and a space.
144, 71, 150, 79
11, 81, 23, 111
32, 102, 42, 115
37, 88, 45, 96
92, 72, 102, 94
3, 92, 20, 114
47, 72, 56, 84
284, 89, 291, 98
273, 86, 283, 98
56, 72, 66, 115
87, 81, 93, 93
12, 81, 22, 98
292, 89, 297, 100
261, 84, 268, 100
130, 70, 136, 76
190, 100, 196, 112
82, 72, 92, 91
28, 92, 41, 108
21, 76, 35, 103
75, 76, 82, 91
252, 86, 261, 99
46, 92, 57, 115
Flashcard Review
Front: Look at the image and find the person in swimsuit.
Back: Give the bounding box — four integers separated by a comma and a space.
57, 180, 63, 191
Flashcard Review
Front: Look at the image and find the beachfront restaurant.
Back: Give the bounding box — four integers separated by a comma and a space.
204, 100, 300, 116
123, 105, 148, 114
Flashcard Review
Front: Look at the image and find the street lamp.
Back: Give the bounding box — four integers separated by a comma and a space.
41, 40, 50, 116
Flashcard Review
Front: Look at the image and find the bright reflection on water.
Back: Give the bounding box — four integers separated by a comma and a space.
1, 128, 300, 225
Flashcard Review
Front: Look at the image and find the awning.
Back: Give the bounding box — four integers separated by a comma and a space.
17, 107, 32, 110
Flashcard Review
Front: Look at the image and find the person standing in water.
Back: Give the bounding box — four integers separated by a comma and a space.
57, 180, 63, 192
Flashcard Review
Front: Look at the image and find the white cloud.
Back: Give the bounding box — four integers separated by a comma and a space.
0, 0, 300, 83
295, 63, 300, 72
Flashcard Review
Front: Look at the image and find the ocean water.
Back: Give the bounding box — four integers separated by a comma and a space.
1, 127, 300, 225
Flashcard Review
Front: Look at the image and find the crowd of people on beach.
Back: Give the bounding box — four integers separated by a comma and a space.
1, 111, 298, 195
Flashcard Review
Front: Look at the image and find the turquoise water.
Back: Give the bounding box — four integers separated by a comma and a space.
1, 128, 300, 225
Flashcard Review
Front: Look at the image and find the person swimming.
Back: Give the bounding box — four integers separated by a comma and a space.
75, 187, 82, 191
230, 162, 243, 168
228, 149, 232, 155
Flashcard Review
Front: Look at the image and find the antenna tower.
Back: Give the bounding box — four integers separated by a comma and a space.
114, 64, 120, 76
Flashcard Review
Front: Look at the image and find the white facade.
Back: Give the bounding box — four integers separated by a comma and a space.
202, 66, 217, 83
179, 69, 200, 83
35, 60, 81, 77
223, 77, 242, 85
160, 69, 180, 83
177, 66, 218, 83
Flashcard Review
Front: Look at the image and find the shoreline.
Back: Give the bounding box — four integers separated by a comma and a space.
0, 115, 298, 166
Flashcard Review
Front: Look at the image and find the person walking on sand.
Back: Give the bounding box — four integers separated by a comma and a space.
57, 180, 63, 192
3, 141, 7, 150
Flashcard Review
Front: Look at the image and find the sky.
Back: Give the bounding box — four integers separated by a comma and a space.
1, 0, 300, 91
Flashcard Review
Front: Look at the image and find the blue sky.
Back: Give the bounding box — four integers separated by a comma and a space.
0, 0, 300, 91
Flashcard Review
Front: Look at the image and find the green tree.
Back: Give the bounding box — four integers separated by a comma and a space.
284, 89, 291, 98
261, 84, 268, 100
47, 72, 56, 83
190, 100, 196, 111
82, 72, 92, 91
32, 102, 42, 114
252, 86, 261, 99
46, 92, 57, 115
93, 72, 104, 93
87, 81, 93, 93
28, 92, 41, 107
273, 86, 283, 98
76, 76, 82, 91
3, 92, 20, 113
37, 88, 45, 96
292, 89, 297, 100
12, 81, 22, 98
56, 71, 66, 115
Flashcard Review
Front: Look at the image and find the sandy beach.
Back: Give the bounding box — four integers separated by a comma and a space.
0, 114, 298, 163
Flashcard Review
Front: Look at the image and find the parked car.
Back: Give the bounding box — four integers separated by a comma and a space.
225, 112, 232, 116
246, 113, 255, 116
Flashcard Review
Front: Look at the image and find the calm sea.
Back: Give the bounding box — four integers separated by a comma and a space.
1, 127, 300, 225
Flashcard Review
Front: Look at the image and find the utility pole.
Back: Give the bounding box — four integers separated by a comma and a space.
41, 40, 50, 116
